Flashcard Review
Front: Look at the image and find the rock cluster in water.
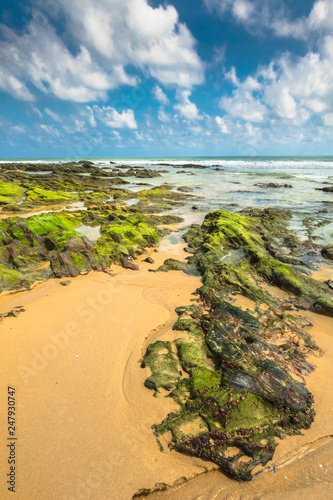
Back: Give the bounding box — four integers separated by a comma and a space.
0, 161, 194, 291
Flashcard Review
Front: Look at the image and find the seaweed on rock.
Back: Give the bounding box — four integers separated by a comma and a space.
143, 208, 333, 481
0, 208, 171, 291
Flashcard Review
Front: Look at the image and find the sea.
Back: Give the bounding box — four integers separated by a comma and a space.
2, 156, 333, 244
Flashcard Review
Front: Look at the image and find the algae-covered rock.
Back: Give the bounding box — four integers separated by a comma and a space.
0, 208, 167, 291
143, 208, 329, 481
142, 341, 181, 393
322, 243, 333, 261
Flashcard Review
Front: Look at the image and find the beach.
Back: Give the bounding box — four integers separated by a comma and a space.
0, 157, 332, 499
0, 245, 220, 500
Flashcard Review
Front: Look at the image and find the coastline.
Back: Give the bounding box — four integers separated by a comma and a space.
0, 158, 332, 498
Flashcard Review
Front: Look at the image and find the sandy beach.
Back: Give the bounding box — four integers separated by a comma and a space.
0, 241, 332, 499
0, 245, 221, 500
1, 0, 333, 496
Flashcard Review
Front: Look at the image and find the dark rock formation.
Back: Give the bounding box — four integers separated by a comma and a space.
143, 208, 333, 481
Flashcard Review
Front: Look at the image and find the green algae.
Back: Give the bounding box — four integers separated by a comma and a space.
142, 341, 181, 393
0, 207, 167, 291
143, 207, 328, 481
25, 187, 77, 203
0, 182, 25, 205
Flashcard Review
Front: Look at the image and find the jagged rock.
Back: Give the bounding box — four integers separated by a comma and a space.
120, 256, 139, 270
322, 243, 333, 261
143, 208, 328, 481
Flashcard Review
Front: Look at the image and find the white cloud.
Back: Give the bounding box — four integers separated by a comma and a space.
45, 108, 62, 122
215, 116, 230, 133
153, 85, 169, 105
323, 113, 333, 126
40, 124, 61, 137
174, 90, 201, 120
32, 106, 43, 118
220, 74, 267, 123
0, 0, 204, 103
93, 106, 138, 129
0, 72, 34, 101
10, 125, 27, 134
232, 1, 254, 21
86, 107, 97, 128
158, 107, 171, 122
203, 0, 308, 39
219, 2, 333, 130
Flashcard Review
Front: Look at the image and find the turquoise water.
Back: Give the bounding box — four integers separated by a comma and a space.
2, 156, 333, 244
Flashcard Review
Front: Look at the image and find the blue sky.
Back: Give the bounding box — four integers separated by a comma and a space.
0, 0, 333, 158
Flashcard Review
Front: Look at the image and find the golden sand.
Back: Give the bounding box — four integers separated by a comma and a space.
0, 245, 219, 500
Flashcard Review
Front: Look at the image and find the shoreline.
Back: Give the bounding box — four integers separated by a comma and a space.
0, 158, 332, 498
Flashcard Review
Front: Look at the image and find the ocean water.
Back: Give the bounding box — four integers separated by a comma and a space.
2, 156, 333, 244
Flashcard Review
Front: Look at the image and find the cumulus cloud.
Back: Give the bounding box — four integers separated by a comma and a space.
152, 86, 169, 105
92, 106, 138, 129
218, 1, 333, 129
0, 16, 124, 102
203, 0, 309, 38
0, 0, 204, 102
215, 116, 230, 133
174, 90, 201, 120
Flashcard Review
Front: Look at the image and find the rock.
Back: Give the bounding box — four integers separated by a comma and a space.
111, 232, 124, 244
143, 257, 154, 264
51, 251, 81, 278
322, 243, 333, 261
65, 236, 94, 252
255, 182, 293, 189
325, 279, 333, 290
60, 280, 72, 286
142, 207, 329, 482
177, 186, 194, 192
135, 169, 161, 179
192, 205, 199, 210
120, 256, 139, 270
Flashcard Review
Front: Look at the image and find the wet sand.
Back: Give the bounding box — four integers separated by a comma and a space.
0, 245, 218, 500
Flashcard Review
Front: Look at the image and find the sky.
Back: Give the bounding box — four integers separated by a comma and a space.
0, 0, 333, 158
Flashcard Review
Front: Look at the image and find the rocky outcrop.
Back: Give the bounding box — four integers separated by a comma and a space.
143, 208, 333, 481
